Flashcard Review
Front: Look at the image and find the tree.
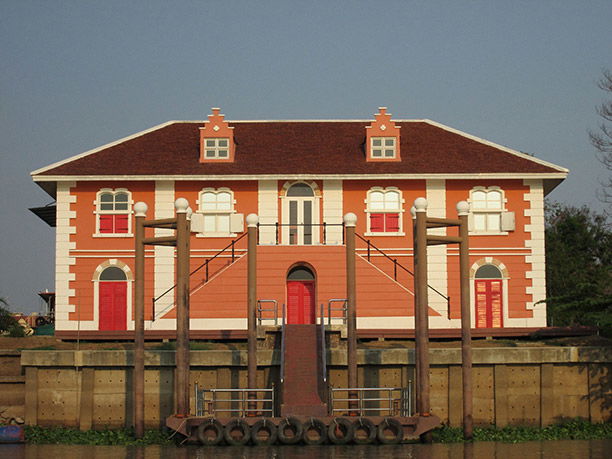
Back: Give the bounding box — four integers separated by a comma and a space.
0, 297, 25, 337
544, 202, 612, 335
588, 68, 612, 206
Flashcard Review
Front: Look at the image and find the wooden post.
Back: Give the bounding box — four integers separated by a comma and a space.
133, 202, 147, 437
458, 201, 473, 440
246, 214, 259, 413
413, 197, 431, 442
411, 206, 421, 415
175, 198, 190, 416
343, 213, 358, 412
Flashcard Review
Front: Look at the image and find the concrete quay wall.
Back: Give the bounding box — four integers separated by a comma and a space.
17, 346, 612, 430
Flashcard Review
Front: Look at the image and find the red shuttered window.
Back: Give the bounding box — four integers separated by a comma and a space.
96, 189, 131, 235
366, 187, 403, 234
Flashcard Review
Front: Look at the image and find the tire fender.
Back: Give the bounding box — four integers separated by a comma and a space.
196, 418, 224, 445
327, 417, 355, 445
250, 418, 278, 446
302, 418, 328, 445
223, 418, 251, 446
377, 417, 404, 444
352, 417, 377, 445
277, 417, 303, 445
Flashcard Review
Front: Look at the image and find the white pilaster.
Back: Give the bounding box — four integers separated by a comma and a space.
523, 179, 547, 326
426, 179, 449, 321
257, 180, 278, 244
152, 180, 175, 323
323, 180, 343, 245
54, 181, 77, 330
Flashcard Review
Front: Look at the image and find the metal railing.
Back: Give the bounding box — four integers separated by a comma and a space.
318, 304, 327, 384
195, 385, 275, 417
257, 222, 344, 245
280, 303, 287, 384
151, 232, 247, 321
257, 299, 278, 325
355, 232, 450, 308
329, 385, 413, 417
327, 298, 348, 325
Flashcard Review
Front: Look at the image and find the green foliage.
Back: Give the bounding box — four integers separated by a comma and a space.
543, 202, 612, 336
24, 426, 175, 445
0, 297, 25, 337
432, 418, 612, 443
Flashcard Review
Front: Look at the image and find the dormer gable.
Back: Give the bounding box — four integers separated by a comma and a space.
366, 107, 401, 162
199, 108, 235, 163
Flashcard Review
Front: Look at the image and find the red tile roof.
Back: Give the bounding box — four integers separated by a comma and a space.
35, 121, 565, 176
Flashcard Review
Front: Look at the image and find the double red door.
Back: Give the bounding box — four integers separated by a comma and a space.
287, 281, 315, 324
475, 279, 503, 328
99, 282, 127, 330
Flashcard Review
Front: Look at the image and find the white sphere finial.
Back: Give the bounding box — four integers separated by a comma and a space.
457, 201, 470, 216
414, 197, 428, 212
134, 202, 148, 217
175, 198, 189, 213
343, 212, 357, 227
410, 206, 416, 219
246, 213, 259, 227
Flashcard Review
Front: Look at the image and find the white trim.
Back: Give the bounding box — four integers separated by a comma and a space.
426, 179, 448, 317
94, 188, 133, 236
196, 187, 236, 237
364, 186, 405, 235
322, 180, 343, 245
258, 180, 278, 244
91, 260, 134, 331
33, 172, 569, 182
154, 180, 176, 321
280, 181, 320, 245
54, 182, 77, 330
523, 179, 547, 326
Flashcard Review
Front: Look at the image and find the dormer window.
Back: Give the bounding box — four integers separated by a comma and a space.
204, 138, 230, 159
371, 137, 396, 158
366, 107, 401, 162
199, 108, 235, 163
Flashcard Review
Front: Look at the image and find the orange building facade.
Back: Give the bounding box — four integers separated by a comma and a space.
31, 108, 568, 339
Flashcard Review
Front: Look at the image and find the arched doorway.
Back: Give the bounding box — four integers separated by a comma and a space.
281, 182, 320, 245
474, 264, 503, 328
98, 266, 128, 331
286, 266, 316, 324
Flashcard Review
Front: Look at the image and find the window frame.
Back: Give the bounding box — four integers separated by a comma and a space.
93, 188, 133, 237
196, 187, 237, 237
468, 186, 508, 235
364, 186, 405, 236
370, 137, 397, 159
202, 137, 231, 159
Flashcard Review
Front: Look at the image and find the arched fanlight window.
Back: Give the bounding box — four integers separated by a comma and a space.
99, 266, 128, 281
287, 266, 315, 281
475, 264, 502, 279
365, 187, 403, 234
96, 189, 132, 235
198, 188, 235, 235
286, 183, 314, 197
469, 187, 505, 233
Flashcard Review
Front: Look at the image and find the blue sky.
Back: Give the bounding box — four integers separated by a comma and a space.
1, 1, 610, 312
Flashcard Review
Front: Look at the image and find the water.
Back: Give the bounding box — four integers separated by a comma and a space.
1, 440, 610, 459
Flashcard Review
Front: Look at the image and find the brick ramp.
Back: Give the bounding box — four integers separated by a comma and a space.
280, 324, 328, 416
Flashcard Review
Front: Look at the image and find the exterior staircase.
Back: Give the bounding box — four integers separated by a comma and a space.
280, 324, 328, 416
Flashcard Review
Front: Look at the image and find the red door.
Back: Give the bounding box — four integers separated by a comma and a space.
99, 282, 127, 331
287, 281, 315, 324
475, 279, 503, 328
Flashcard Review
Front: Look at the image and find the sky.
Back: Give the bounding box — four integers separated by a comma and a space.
1, 1, 611, 313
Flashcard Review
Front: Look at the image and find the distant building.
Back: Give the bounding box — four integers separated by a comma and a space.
31, 107, 568, 339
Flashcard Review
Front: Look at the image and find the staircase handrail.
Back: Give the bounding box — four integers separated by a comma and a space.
354, 232, 450, 305
151, 232, 247, 321
280, 303, 286, 384
319, 303, 327, 383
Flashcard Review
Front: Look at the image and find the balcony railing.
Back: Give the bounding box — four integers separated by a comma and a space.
257, 222, 344, 245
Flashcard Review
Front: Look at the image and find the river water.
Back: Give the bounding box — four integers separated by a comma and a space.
1, 440, 610, 458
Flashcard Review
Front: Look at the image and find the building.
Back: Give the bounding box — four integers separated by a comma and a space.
30, 107, 568, 339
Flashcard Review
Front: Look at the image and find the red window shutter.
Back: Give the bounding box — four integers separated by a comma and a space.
114, 214, 129, 233
385, 213, 400, 232
99, 215, 113, 233
370, 213, 384, 232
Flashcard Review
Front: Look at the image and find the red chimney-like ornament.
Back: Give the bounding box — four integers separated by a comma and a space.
199, 108, 235, 163
366, 107, 401, 162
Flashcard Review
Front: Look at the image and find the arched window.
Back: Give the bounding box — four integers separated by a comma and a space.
96, 264, 130, 331
95, 189, 132, 235
365, 187, 404, 235
280, 181, 321, 245
469, 187, 505, 233
472, 261, 506, 328
287, 183, 315, 197
198, 188, 235, 236
475, 264, 502, 279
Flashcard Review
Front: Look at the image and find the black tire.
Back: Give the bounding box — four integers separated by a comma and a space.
223, 418, 251, 446
277, 417, 303, 445
377, 417, 404, 444
250, 418, 278, 446
302, 418, 328, 445
327, 417, 354, 445
196, 418, 224, 445
35, 317, 46, 327
352, 417, 377, 445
